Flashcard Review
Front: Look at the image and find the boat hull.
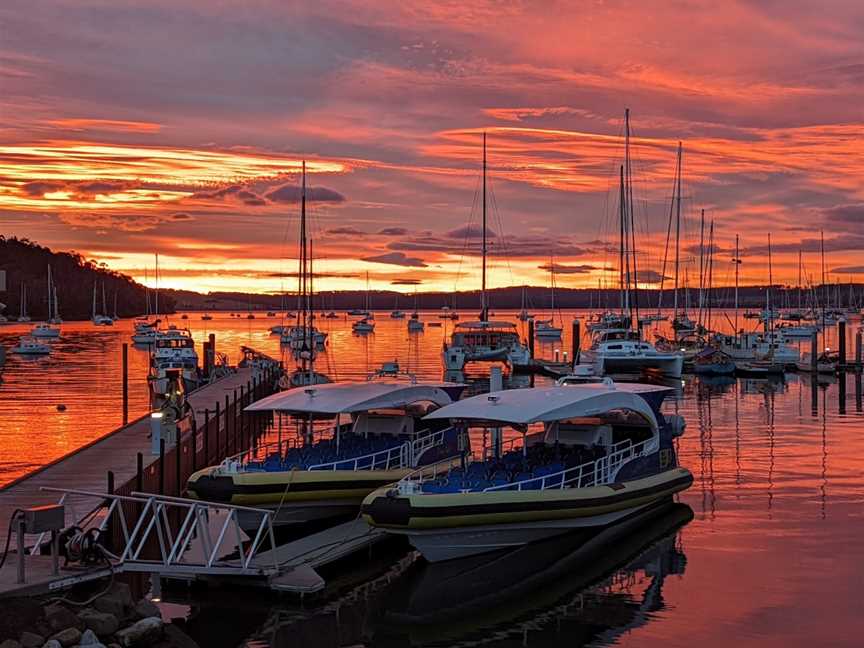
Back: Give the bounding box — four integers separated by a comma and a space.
591, 353, 684, 378
361, 467, 693, 562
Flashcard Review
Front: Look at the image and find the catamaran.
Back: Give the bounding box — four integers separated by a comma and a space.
442, 133, 532, 373
361, 380, 692, 561
187, 368, 465, 532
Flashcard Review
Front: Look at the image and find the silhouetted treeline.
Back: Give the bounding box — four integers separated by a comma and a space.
170, 284, 864, 311
0, 237, 175, 320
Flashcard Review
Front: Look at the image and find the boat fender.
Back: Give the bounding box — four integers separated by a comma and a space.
667, 414, 686, 438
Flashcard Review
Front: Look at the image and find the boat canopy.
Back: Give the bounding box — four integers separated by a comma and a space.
245, 381, 462, 415
424, 383, 669, 430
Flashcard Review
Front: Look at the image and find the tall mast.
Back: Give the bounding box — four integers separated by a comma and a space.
697, 208, 705, 327
820, 230, 826, 321
154, 253, 159, 318
625, 108, 639, 327
798, 249, 803, 312
767, 233, 773, 333
481, 131, 488, 322
733, 235, 740, 334
618, 164, 626, 316
673, 142, 682, 321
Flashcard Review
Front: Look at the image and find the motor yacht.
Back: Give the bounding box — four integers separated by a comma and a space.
11, 336, 51, 355
443, 320, 532, 372
187, 376, 465, 532
582, 329, 684, 377
131, 319, 159, 345
361, 381, 692, 562
149, 326, 199, 396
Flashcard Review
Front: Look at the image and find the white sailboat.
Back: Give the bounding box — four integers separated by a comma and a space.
517, 286, 533, 321
92, 282, 113, 326
352, 272, 375, 333
408, 290, 424, 332
442, 133, 532, 372
535, 258, 562, 338
17, 284, 30, 322
31, 265, 60, 338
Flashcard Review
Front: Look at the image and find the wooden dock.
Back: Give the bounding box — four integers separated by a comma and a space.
0, 365, 275, 549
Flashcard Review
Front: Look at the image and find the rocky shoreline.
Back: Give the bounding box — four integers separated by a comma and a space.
0, 582, 198, 648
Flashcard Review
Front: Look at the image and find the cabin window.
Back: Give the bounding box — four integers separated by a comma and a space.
607, 344, 623, 350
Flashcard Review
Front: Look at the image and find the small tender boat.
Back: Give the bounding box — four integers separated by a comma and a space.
266, 311, 276, 317
325, 311, 338, 319
692, 348, 735, 375
362, 381, 691, 562
534, 319, 563, 339
734, 360, 785, 376
187, 376, 465, 532
11, 336, 51, 355
30, 322, 60, 339
352, 317, 375, 333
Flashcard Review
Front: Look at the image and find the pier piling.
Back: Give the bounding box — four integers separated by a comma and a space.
572, 319, 581, 365
839, 320, 847, 367
121, 343, 129, 425
856, 329, 862, 368
528, 320, 535, 358
107, 470, 114, 495
811, 332, 818, 373
158, 439, 165, 495
136, 453, 143, 492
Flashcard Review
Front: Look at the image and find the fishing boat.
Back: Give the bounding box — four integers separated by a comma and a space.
361, 381, 692, 562
148, 326, 199, 396
187, 373, 465, 532
714, 331, 798, 366
11, 336, 51, 355
692, 348, 735, 375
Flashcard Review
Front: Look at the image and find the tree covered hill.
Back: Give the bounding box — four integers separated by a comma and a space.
0, 237, 175, 320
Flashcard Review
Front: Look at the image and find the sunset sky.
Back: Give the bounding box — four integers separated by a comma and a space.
1, 0, 862, 294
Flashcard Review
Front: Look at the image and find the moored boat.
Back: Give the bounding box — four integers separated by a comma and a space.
187, 377, 465, 532
362, 381, 692, 562
11, 336, 51, 355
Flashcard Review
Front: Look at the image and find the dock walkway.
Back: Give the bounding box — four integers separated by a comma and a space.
0, 366, 267, 548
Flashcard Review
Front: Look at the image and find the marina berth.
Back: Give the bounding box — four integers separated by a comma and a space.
361, 381, 692, 562
186, 376, 466, 532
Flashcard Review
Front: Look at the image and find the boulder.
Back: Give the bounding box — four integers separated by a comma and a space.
77, 610, 119, 636
48, 627, 81, 648
114, 617, 163, 648
41, 642, 62, 648
19, 633, 44, 648
162, 624, 199, 648
93, 583, 134, 620
79, 629, 104, 646
132, 599, 161, 621
43, 605, 81, 634
0, 639, 21, 648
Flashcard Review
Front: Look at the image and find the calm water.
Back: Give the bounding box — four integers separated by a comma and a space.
1, 311, 863, 646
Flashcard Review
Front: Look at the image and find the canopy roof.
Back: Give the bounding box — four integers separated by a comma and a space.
424, 382, 669, 429
245, 381, 461, 415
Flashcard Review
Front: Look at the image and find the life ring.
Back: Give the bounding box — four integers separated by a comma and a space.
278, 375, 290, 390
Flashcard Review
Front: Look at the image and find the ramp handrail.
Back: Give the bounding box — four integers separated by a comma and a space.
39, 487, 279, 574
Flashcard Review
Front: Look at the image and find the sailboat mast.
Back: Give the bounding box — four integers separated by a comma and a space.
734, 235, 740, 334
798, 249, 803, 312
481, 131, 488, 322
618, 165, 626, 316
625, 108, 639, 326
673, 142, 682, 320
820, 230, 826, 321
767, 233, 773, 333
154, 253, 159, 318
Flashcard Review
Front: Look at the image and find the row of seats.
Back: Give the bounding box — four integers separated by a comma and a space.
421, 443, 607, 493
245, 434, 409, 472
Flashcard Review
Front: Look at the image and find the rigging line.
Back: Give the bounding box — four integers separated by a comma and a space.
487, 172, 516, 287
452, 172, 482, 294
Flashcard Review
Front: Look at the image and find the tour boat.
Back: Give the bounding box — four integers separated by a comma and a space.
187, 375, 465, 532
11, 336, 51, 355
30, 322, 60, 339
149, 326, 199, 396
361, 381, 692, 562
582, 329, 684, 378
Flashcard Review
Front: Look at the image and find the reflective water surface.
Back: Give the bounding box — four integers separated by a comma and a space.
1, 311, 863, 646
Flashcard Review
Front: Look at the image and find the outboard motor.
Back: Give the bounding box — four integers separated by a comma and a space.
666, 414, 686, 438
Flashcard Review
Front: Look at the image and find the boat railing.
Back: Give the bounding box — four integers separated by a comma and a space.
307, 440, 410, 472
409, 427, 449, 465
480, 435, 525, 462
483, 437, 653, 492
220, 438, 300, 469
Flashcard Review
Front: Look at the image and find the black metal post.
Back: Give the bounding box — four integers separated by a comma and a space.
838, 320, 846, 367
158, 439, 165, 495
572, 319, 581, 365
107, 470, 114, 495
136, 453, 143, 492
528, 319, 535, 359
121, 343, 129, 425
191, 416, 198, 472
203, 409, 210, 464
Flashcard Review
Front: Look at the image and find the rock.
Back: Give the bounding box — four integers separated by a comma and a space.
114, 617, 163, 648
162, 624, 199, 648
19, 632, 44, 648
131, 599, 161, 621
48, 627, 81, 648
41, 642, 62, 648
78, 629, 104, 646
77, 610, 119, 636
43, 605, 82, 634
93, 584, 133, 621
0, 638, 21, 648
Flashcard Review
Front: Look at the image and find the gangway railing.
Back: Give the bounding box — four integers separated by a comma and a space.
39, 487, 280, 577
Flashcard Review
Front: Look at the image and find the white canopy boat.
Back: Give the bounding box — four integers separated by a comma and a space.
362, 381, 692, 562
188, 376, 466, 532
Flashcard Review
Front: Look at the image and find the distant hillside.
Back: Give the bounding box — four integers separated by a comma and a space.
0, 237, 175, 320
168, 284, 864, 312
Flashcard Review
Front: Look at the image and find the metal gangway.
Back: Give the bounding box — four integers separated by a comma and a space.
35, 487, 281, 582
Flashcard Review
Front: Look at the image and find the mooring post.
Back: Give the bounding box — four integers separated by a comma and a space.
191, 416, 198, 472
528, 319, 535, 359
107, 470, 114, 495
839, 320, 847, 367
203, 409, 210, 464
176, 439, 182, 495
239, 385, 246, 451
158, 439, 165, 495
856, 329, 862, 368
572, 319, 581, 366
811, 332, 818, 373
136, 453, 143, 492
225, 394, 231, 456
121, 343, 129, 425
